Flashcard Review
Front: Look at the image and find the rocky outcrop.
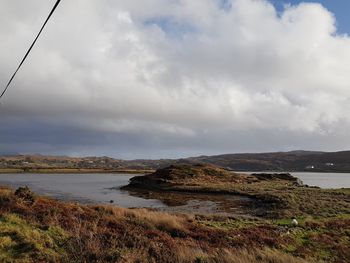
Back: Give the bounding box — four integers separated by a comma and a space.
251, 173, 303, 185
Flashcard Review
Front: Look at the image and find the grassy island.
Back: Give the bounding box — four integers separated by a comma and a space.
126, 164, 350, 218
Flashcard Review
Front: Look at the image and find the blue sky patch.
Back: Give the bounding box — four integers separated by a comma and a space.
144, 17, 196, 39
269, 0, 350, 34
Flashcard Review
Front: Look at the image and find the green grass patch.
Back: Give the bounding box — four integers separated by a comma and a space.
0, 213, 68, 262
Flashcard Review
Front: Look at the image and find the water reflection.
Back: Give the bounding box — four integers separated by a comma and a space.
123, 187, 256, 216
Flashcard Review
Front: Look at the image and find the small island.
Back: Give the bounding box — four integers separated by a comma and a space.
125, 163, 348, 219
126, 163, 302, 191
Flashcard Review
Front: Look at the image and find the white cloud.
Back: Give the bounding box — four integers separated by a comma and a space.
1, 0, 350, 157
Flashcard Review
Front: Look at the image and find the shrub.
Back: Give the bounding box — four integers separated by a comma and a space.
14, 186, 35, 204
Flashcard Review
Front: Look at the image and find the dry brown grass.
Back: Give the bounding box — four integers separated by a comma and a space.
215, 248, 312, 263
1, 186, 346, 262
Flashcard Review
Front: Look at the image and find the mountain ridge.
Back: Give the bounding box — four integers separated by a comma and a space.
1, 150, 350, 172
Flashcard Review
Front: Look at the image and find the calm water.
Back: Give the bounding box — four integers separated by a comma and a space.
292, 172, 350, 189
0, 172, 348, 211
0, 173, 251, 215
0, 173, 166, 208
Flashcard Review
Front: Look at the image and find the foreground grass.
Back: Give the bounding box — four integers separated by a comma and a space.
198, 215, 350, 263
0, 187, 349, 262
0, 213, 68, 262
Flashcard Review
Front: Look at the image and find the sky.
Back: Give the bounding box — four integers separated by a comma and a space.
1, 0, 350, 159
271, 0, 350, 34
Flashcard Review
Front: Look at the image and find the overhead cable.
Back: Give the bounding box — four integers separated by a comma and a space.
0, 0, 62, 99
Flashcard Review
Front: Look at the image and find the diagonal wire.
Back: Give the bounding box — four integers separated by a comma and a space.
0, 0, 62, 100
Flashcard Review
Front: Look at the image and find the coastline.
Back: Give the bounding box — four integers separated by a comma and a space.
0, 168, 154, 174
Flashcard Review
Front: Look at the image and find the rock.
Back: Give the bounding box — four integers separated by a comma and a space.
14, 186, 35, 204
291, 218, 298, 227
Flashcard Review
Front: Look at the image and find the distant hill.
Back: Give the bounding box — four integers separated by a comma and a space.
1, 150, 350, 172
187, 151, 350, 172
0, 151, 20, 156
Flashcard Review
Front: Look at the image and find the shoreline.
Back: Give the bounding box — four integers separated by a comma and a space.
0, 168, 154, 174
2, 167, 350, 174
